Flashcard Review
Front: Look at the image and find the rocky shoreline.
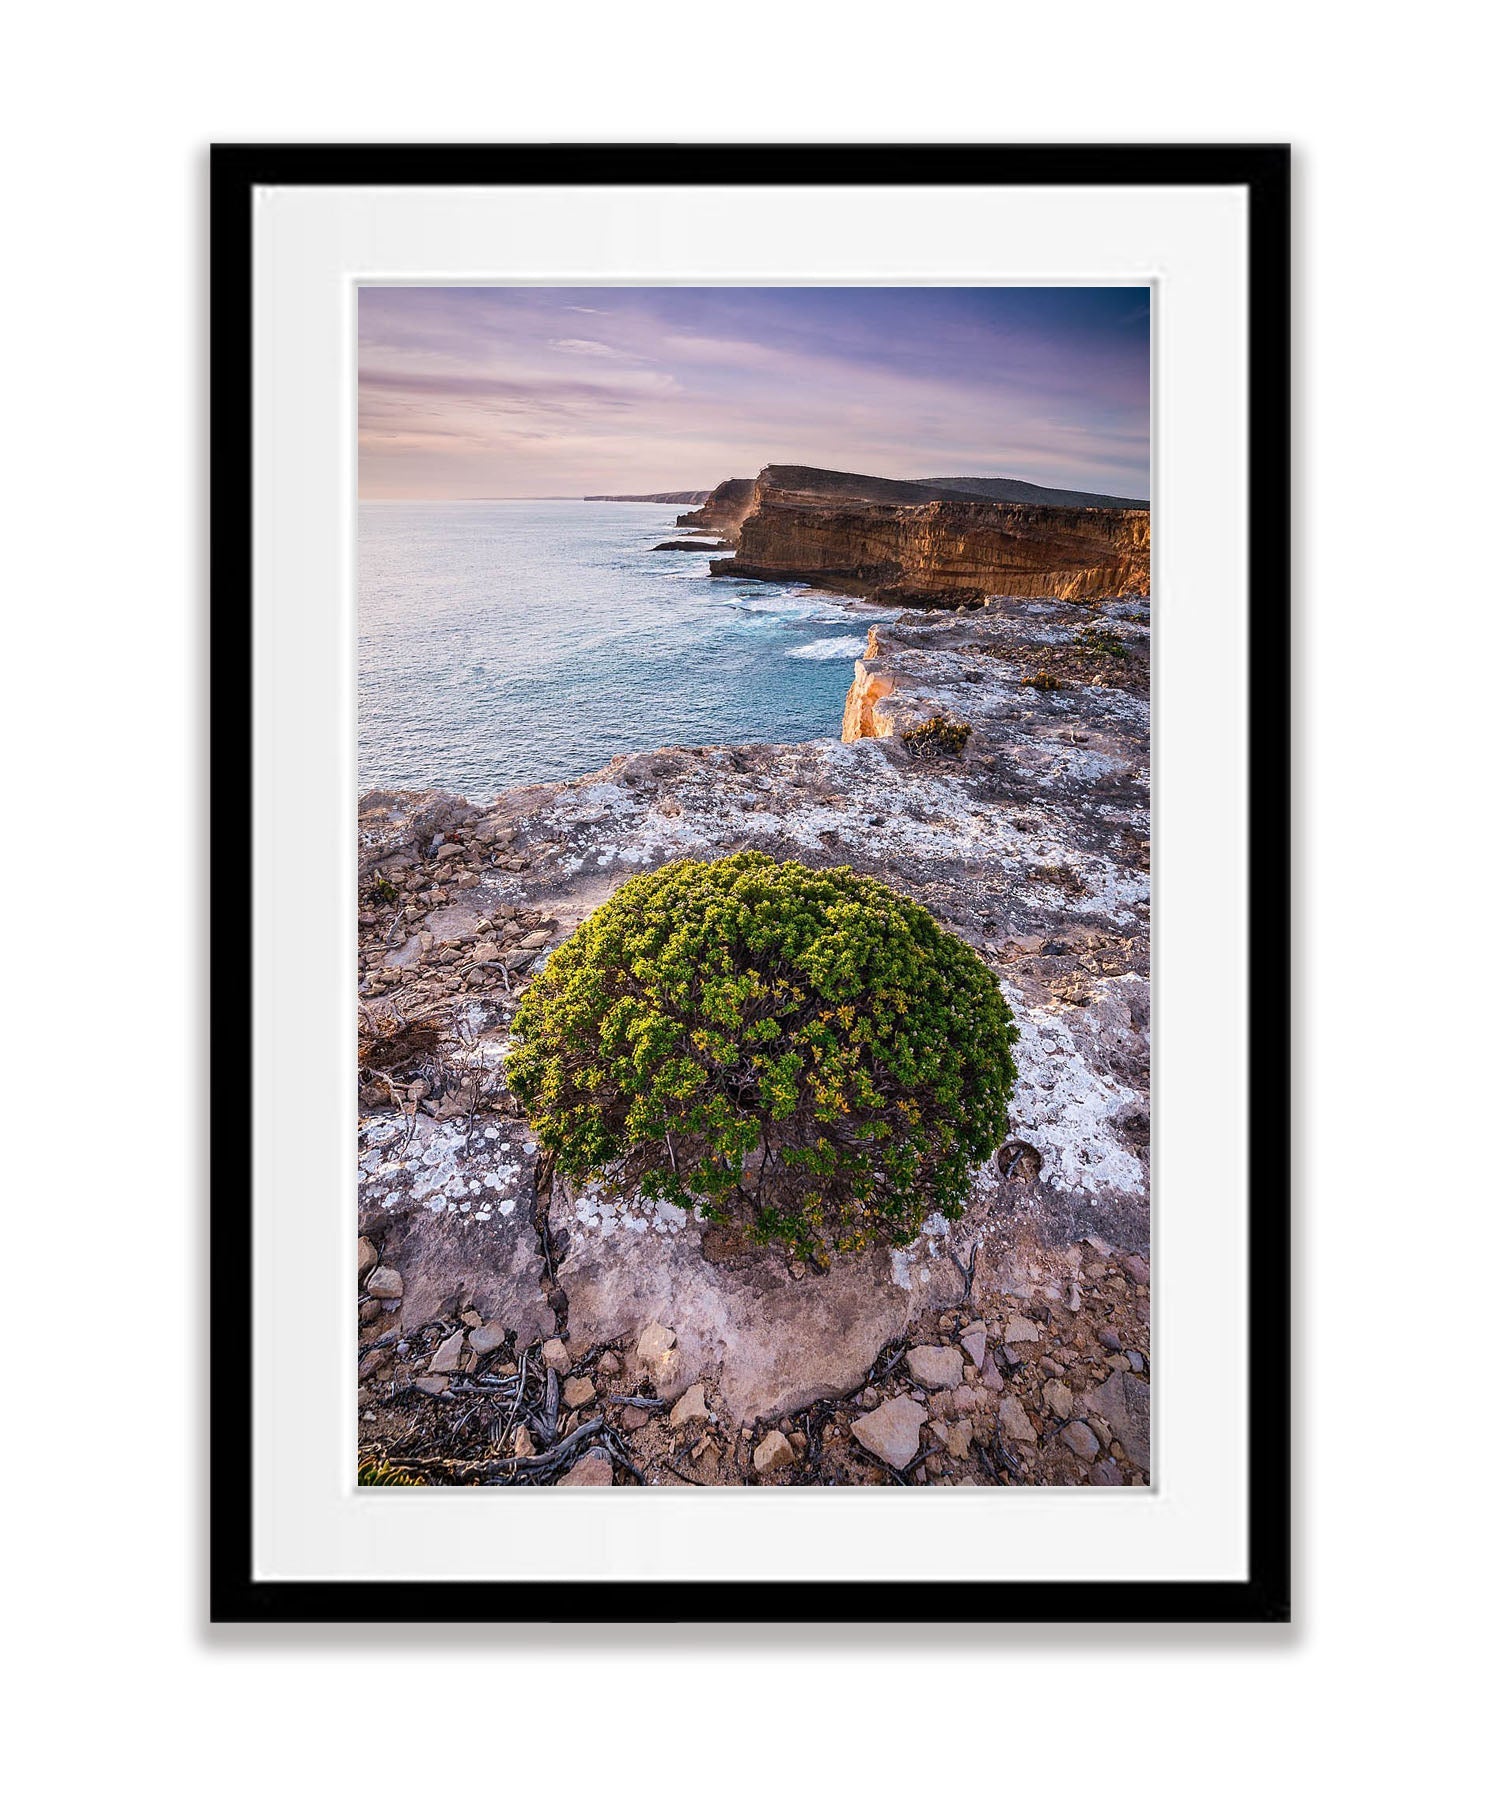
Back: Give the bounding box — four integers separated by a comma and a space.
681, 464, 1150, 608
356, 590, 1150, 1487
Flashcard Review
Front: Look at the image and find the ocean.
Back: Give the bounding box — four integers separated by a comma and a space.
359, 500, 893, 801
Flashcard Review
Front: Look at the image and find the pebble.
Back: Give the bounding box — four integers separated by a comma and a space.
936, 1419, 974, 1459
979, 1355, 1007, 1392
357, 1237, 378, 1280
562, 1375, 597, 1410
1060, 1420, 1100, 1460
513, 1424, 536, 1458
959, 1324, 989, 1366
412, 1375, 449, 1396
597, 1351, 622, 1376
1120, 1253, 1150, 1287
428, 1330, 466, 1374
850, 1396, 928, 1469
753, 1430, 796, 1475
469, 1322, 507, 1356
1099, 1327, 1123, 1352
557, 1450, 613, 1486
366, 1266, 403, 1300
905, 1344, 964, 1390
668, 1383, 710, 1428
1042, 1379, 1073, 1419
541, 1337, 571, 1374
996, 1396, 1037, 1444
1003, 1316, 1040, 1345
618, 1406, 653, 1432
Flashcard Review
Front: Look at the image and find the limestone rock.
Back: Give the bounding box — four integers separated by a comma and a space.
996, 1396, 1037, 1444
668, 1383, 710, 1429
557, 1450, 613, 1487
1089, 1369, 1150, 1471
850, 1396, 928, 1470
562, 1375, 596, 1410
428, 1330, 466, 1374
906, 1344, 964, 1390
366, 1265, 403, 1301
1042, 1378, 1073, 1419
1003, 1316, 1039, 1345
753, 1429, 796, 1475
357, 1236, 378, 1280
561, 1226, 962, 1423
1060, 1420, 1099, 1460
936, 1419, 974, 1459
959, 1324, 988, 1366
542, 1337, 571, 1374
469, 1322, 507, 1356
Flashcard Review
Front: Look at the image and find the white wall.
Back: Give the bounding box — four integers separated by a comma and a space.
4, 4, 1492, 1796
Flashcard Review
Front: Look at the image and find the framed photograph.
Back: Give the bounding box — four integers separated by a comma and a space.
212, 143, 1289, 1623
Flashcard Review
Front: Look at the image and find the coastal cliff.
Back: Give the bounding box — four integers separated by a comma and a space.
679, 464, 1150, 604
720, 494, 1149, 605
354, 595, 1151, 1487
675, 475, 757, 538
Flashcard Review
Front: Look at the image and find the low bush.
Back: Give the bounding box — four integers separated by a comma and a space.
900, 714, 972, 759
506, 853, 1018, 1262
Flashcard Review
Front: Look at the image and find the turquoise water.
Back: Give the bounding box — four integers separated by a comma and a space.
359, 500, 891, 801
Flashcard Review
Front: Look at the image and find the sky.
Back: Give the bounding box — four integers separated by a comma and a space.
358, 286, 1150, 501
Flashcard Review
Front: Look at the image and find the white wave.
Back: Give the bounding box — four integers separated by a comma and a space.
785, 635, 869, 660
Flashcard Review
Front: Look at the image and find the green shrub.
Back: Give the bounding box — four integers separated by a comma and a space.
1074, 625, 1129, 660
506, 853, 1018, 1261
900, 714, 972, 759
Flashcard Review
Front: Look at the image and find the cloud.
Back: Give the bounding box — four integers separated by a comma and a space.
548, 337, 645, 360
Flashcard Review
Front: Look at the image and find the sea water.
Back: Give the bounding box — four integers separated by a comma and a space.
359, 500, 891, 801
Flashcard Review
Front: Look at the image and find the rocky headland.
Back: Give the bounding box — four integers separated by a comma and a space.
583, 488, 713, 504
677, 464, 1150, 607
355, 583, 1151, 1490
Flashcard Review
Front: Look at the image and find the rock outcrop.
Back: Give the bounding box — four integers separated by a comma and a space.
675, 475, 757, 539
715, 480, 1150, 605
355, 595, 1151, 1484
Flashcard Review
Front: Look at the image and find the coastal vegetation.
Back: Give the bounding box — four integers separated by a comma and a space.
506, 853, 1018, 1263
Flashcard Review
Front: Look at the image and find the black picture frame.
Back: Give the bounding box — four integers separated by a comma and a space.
210, 143, 1290, 1626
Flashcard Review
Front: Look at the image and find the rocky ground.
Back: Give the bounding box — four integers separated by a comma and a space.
355, 594, 1150, 1488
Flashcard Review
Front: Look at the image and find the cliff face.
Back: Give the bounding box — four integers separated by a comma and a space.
675, 476, 756, 539
720, 494, 1150, 605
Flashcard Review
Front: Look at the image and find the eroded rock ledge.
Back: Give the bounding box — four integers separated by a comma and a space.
678, 464, 1150, 606
356, 595, 1151, 1485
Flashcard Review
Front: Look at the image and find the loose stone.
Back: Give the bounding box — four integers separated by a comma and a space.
557, 1450, 613, 1487
905, 1345, 964, 1390
850, 1396, 928, 1470
562, 1375, 597, 1410
1043, 1378, 1074, 1419
753, 1429, 796, 1475
366, 1266, 403, 1301
668, 1383, 710, 1428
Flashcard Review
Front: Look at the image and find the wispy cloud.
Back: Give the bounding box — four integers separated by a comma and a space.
358, 287, 1149, 499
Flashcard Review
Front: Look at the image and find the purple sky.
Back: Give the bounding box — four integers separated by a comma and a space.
358, 286, 1150, 500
